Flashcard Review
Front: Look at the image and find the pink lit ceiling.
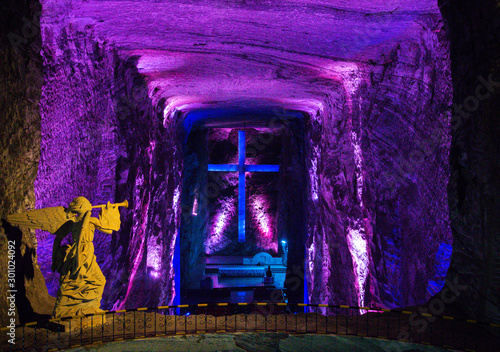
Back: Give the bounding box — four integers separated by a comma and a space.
40, 0, 442, 116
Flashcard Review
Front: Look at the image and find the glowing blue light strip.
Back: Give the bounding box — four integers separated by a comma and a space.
207, 164, 238, 171
246, 165, 280, 172
239, 130, 246, 168
238, 171, 245, 242
238, 131, 246, 242
207, 130, 280, 243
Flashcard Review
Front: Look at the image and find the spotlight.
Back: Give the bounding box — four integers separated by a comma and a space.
281, 240, 288, 266
147, 267, 160, 279
192, 193, 198, 216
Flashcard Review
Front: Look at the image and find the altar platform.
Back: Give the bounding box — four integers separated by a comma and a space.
183, 252, 287, 305
194, 253, 286, 288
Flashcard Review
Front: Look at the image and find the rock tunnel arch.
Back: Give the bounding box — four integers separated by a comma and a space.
176, 105, 308, 305
1, 0, 457, 318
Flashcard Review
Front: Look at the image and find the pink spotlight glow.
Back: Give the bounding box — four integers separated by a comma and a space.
192, 191, 199, 216
320, 62, 365, 114
347, 225, 369, 311
306, 241, 316, 303
346, 126, 371, 312
117, 174, 148, 310
310, 146, 320, 202
146, 238, 161, 272
250, 195, 278, 253
205, 198, 236, 254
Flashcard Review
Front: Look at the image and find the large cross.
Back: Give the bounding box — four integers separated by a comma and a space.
208, 130, 279, 242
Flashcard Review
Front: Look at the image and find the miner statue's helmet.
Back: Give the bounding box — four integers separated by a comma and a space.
66, 196, 92, 215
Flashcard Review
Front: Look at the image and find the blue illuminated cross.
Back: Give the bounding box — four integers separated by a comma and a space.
208, 131, 279, 242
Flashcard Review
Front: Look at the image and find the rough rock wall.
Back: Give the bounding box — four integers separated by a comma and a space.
35, 16, 183, 310
360, 18, 453, 308
0, 1, 55, 326
305, 88, 360, 309
179, 126, 208, 290
306, 15, 452, 310
0, 0, 55, 325
34, 16, 120, 298
439, 0, 500, 323
276, 117, 308, 304
109, 60, 183, 310
2, 0, 458, 321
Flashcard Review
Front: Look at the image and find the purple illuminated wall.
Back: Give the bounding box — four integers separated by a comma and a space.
34, 17, 184, 309
303, 35, 452, 309
29, 0, 452, 311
